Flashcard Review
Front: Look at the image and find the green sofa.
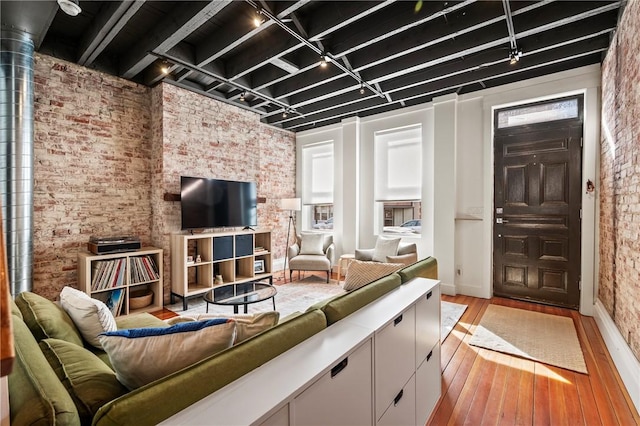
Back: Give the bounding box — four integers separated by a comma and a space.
7, 256, 437, 426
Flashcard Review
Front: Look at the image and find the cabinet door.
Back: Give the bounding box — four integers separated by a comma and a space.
416, 342, 441, 426
260, 405, 289, 426
415, 286, 440, 367
293, 339, 373, 426
375, 306, 415, 421
377, 375, 416, 426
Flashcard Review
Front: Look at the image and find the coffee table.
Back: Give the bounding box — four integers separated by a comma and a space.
203, 281, 277, 314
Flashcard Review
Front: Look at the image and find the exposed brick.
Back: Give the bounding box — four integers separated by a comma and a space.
599, 0, 640, 361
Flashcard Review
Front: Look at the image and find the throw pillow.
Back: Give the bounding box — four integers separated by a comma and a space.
164, 311, 280, 344
372, 236, 401, 262
343, 260, 403, 291
39, 338, 128, 423
98, 319, 236, 389
299, 233, 325, 255
386, 253, 418, 266
59, 286, 117, 349
15, 291, 84, 346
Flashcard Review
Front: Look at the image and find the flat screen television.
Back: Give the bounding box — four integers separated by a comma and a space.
180, 176, 257, 230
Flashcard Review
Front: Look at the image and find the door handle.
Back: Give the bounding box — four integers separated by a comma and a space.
331, 357, 348, 378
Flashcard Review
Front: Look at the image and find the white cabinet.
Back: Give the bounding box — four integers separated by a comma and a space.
160, 277, 441, 426
293, 339, 373, 426
416, 342, 441, 426
375, 306, 415, 421
378, 375, 416, 426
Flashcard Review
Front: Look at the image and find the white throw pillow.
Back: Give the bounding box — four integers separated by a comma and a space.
343, 260, 403, 291
59, 286, 117, 349
99, 319, 236, 389
165, 312, 280, 344
372, 237, 401, 262
299, 233, 325, 255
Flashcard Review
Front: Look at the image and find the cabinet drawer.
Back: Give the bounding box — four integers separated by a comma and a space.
377, 374, 416, 426
260, 405, 289, 426
375, 306, 415, 421
415, 286, 440, 366
293, 339, 372, 426
416, 342, 441, 426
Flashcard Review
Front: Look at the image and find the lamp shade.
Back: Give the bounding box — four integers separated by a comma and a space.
280, 198, 301, 211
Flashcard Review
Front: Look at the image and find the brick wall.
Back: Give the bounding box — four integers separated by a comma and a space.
599, 0, 640, 361
151, 84, 296, 301
32, 54, 296, 302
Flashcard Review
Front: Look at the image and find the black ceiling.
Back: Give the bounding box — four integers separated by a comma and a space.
1, 0, 621, 132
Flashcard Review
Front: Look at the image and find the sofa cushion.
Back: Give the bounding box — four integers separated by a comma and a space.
167, 311, 280, 344
93, 309, 327, 426
343, 260, 403, 291
299, 232, 325, 255
8, 314, 81, 426
15, 291, 83, 346
322, 273, 402, 325
59, 286, 117, 349
39, 338, 128, 424
115, 312, 168, 329
99, 319, 236, 389
372, 236, 401, 262
398, 256, 438, 283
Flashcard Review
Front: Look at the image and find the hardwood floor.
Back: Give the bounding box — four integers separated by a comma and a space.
428, 295, 640, 426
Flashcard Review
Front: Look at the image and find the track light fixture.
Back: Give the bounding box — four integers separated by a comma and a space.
320, 55, 330, 68
159, 60, 171, 75
359, 83, 366, 95
240, 92, 246, 101
57, 0, 81, 16
253, 15, 265, 27
509, 48, 522, 65
282, 109, 288, 118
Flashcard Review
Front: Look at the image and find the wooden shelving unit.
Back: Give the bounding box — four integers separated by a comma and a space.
171, 229, 272, 310
77, 247, 163, 316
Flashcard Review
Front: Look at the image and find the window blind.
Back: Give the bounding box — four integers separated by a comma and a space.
302, 141, 334, 205
374, 125, 422, 201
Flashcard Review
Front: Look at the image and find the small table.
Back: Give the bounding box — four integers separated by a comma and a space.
336, 253, 356, 284
203, 281, 277, 314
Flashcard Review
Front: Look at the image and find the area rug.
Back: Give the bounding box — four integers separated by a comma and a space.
468, 304, 588, 374
166, 277, 346, 319
441, 301, 467, 341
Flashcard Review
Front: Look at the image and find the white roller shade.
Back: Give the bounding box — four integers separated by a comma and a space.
374, 125, 422, 201
302, 141, 334, 205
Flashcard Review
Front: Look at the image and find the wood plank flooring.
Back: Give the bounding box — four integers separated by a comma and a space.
428, 295, 640, 426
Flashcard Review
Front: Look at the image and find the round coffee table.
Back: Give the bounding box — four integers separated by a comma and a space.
203, 281, 277, 314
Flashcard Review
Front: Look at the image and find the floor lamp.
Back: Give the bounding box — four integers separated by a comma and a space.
281, 198, 301, 282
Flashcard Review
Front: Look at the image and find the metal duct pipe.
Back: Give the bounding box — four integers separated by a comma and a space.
0, 30, 35, 295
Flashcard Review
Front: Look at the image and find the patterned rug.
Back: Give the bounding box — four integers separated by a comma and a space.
441, 301, 467, 341
469, 304, 587, 374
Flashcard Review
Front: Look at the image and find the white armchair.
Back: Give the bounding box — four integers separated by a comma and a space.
288, 233, 335, 283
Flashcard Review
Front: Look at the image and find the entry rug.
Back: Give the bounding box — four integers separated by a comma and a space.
469, 304, 588, 374
441, 301, 467, 341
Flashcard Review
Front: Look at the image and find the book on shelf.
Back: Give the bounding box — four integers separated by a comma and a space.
106, 288, 125, 316
91, 259, 126, 291
130, 255, 160, 284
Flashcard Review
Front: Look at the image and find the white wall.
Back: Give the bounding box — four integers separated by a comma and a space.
296, 64, 601, 309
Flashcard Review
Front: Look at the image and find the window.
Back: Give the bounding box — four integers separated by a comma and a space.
374, 125, 422, 235
302, 141, 334, 230
497, 98, 579, 128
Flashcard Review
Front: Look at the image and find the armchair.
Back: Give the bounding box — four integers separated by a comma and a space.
355, 237, 417, 266
288, 233, 335, 283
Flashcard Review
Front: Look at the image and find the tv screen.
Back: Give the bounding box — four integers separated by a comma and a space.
180, 176, 257, 230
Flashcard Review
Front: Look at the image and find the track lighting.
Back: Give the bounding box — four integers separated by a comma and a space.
320, 55, 329, 68
240, 92, 245, 102
282, 109, 288, 118
57, 0, 81, 16
160, 61, 171, 75
359, 83, 366, 95
509, 48, 522, 65
253, 11, 265, 27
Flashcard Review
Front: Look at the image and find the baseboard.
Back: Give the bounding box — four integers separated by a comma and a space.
440, 282, 457, 296
594, 300, 640, 414
455, 284, 490, 299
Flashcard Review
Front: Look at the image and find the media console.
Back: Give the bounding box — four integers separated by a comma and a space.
170, 229, 272, 310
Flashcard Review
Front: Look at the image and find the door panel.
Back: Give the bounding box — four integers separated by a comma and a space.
494, 97, 583, 308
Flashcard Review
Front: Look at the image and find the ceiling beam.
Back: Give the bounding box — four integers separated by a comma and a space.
120, 0, 233, 79
77, 1, 145, 66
